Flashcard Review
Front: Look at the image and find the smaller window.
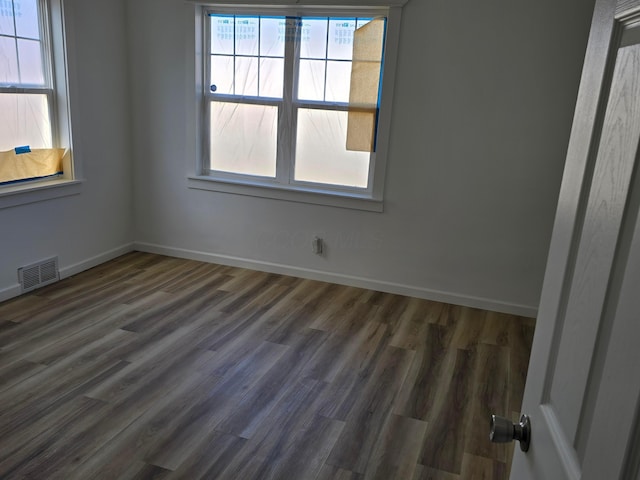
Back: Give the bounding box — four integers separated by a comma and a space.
0, 0, 71, 187
193, 5, 402, 208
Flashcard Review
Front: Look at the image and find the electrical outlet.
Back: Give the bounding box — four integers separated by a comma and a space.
312, 236, 324, 255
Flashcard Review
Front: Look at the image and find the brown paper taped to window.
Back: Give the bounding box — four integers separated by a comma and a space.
0, 148, 65, 184
347, 18, 385, 152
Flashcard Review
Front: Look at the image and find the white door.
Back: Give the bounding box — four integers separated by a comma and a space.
511, 0, 640, 478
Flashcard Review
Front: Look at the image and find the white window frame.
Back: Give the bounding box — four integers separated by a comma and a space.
0, 0, 56, 144
0, 0, 81, 210
188, 1, 405, 212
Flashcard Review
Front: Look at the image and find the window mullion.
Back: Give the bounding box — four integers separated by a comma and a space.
276, 16, 300, 185
203, 13, 213, 175
39, 0, 52, 88
40, 0, 57, 148
12, 0, 22, 84
323, 17, 329, 101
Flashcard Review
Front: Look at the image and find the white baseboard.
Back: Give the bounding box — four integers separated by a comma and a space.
0, 243, 135, 304
59, 243, 135, 279
134, 242, 538, 318
0, 283, 22, 303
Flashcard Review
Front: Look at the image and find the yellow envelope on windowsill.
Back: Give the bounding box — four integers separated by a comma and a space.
0, 148, 65, 185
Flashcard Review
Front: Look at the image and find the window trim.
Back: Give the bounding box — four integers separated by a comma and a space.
0, 178, 82, 210
189, 3, 404, 211
0, 0, 80, 207
187, 174, 384, 211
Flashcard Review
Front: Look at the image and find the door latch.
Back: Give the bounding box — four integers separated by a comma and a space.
490, 414, 531, 452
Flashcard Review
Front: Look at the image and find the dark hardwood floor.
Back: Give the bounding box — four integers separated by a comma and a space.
0, 252, 534, 479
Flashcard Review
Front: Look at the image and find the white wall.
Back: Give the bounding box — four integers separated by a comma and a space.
0, 0, 597, 315
0, 0, 133, 300
127, 0, 596, 316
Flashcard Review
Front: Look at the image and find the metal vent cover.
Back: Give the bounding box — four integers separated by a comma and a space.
18, 257, 60, 293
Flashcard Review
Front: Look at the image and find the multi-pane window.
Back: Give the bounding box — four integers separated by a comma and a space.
0, 0, 67, 186
0, 0, 53, 150
202, 9, 387, 194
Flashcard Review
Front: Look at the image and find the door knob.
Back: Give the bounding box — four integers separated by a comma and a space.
489, 414, 531, 452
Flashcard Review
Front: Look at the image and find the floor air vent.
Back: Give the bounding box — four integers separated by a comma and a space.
18, 257, 60, 293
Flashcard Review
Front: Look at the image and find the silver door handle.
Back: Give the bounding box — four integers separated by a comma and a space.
490, 414, 531, 452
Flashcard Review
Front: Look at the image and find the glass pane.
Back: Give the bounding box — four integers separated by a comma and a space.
235, 56, 258, 96
328, 18, 356, 60
300, 18, 328, 59
259, 57, 283, 98
211, 15, 234, 55
210, 102, 277, 178
260, 17, 285, 57
0, 93, 52, 150
0, 1, 15, 35
298, 59, 325, 101
295, 108, 369, 188
211, 55, 233, 94
0, 36, 19, 84
18, 38, 44, 84
325, 61, 351, 103
14, 0, 40, 39
235, 16, 259, 56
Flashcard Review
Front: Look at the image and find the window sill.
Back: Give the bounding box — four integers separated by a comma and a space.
187, 176, 383, 212
0, 178, 83, 210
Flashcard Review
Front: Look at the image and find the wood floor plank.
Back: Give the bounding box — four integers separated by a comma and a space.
433, 303, 464, 327
141, 341, 291, 470
0, 295, 50, 322
307, 285, 370, 332
0, 338, 132, 411
113, 462, 172, 480
167, 431, 247, 479
418, 348, 477, 475
303, 313, 384, 384
449, 307, 487, 349
392, 323, 456, 420
479, 311, 512, 346
0, 398, 111, 479
0, 252, 534, 479
311, 321, 391, 420
459, 453, 508, 480
264, 413, 345, 480
215, 328, 328, 439
66, 364, 223, 479
84, 335, 217, 403
218, 272, 286, 314
119, 280, 230, 334
373, 292, 413, 334
0, 358, 48, 393
413, 465, 460, 480
0, 300, 127, 351
216, 378, 341, 480
0, 395, 109, 472
20, 304, 135, 366
464, 344, 510, 463
315, 465, 364, 480
154, 261, 226, 294
363, 413, 429, 479
325, 346, 415, 473
30, 349, 222, 479
389, 298, 446, 350
267, 282, 344, 346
